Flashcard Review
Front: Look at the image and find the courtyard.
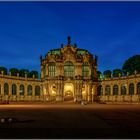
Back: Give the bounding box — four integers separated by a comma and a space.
0, 102, 140, 138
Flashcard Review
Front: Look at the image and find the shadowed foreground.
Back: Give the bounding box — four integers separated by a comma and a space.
0, 103, 140, 138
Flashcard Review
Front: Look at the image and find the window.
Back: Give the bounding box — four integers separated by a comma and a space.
105, 85, 110, 95
4, 83, 9, 95
48, 62, 56, 77
35, 86, 40, 96
27, 85, 32, 96
129, 83, 134, 95
82, 62, 89, 77
121, 85, 126, 95
64, 61, 74, 77
20, 85, 24, 96
12, 84, 17, 95
137, 82, 140, 94
97, 85, 103, 95
113, 85, 118, 95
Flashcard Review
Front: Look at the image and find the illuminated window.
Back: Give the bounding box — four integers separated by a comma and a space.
113, 85, 118, 95
4, 83, 9, 95
20, 85, 24, 96
27, 85, 32, 96
137, 82, 140, 94
97, 85, 103, 95
35, 86, 40, 96
64, 61, 74, 77
105, 85, 110, 95
12, 84, 17, 95
129, 83, 134, 95
82, 62, 89, 77
121, 85, 126, 95
48, 62, 56, 77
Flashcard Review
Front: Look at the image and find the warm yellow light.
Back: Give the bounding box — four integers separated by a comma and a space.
66, 85, 72, 90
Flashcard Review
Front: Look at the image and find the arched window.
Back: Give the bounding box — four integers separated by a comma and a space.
64, 61, 74, 77
48, 62, 56, 77
4, 83, 9, 95
27, 85, 32, 96
97, 85, 103, 96
121, 84, 126, 95
82, 62, 89, 77
20, 85, 24, 96
12, 84, 17, 95
105, 85, 110, 95
137, 82, 140, 95
129, 83, 134, 95
35, 86, 40, 96
113, 85, 118, 95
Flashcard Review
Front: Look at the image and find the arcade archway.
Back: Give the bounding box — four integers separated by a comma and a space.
64, 83, 74, 101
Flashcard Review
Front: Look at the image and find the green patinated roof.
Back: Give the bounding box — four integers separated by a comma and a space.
77, 49, 89, 55
48, 49, 61, 55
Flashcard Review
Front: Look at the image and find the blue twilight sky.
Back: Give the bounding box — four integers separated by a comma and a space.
0, 1, 140, 74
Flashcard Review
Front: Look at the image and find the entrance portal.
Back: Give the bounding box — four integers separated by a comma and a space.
64, 83, 74, 101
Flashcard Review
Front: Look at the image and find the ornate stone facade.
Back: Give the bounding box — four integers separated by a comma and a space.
40, 37, 97, 102
0, 37, 140, 103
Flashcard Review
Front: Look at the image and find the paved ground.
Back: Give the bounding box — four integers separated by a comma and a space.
0, 102, 140, 138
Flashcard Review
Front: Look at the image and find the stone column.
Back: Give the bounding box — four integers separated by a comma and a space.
85, 83, 88, 101
110, 85, 113, 95
126, 85, 129, 95
56, 81, 61, 101
88, 83, 92, 102
24, 84, 28, 101
56, 65, 59, 76
102, 85, 105, 95
134, 83, 137, 95
60, 82, 63, 101
46, 64, 48, 77
16, 84, 20, 101
87, 83, 90, 102
74, 81, 78, 101
1, 83, 4, 96
77, 81, 82, 102
92, 85, 96, 102
9, 84, 12, 101
32, 85, 35, 101
118, 85, 121, 95
1, 83, 4, 101
45, 83, 50, 101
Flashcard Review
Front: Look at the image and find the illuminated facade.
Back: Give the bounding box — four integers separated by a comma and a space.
40, 37, 97, 102
0, 36, 140, 103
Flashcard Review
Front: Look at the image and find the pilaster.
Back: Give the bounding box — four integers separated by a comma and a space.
134, 83, 137, 95
118, 85, 121, 95
110, 85, 113, 95
102, 85, 105, 95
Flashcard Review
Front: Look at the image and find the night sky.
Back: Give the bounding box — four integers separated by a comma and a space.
0, 2, 140, 74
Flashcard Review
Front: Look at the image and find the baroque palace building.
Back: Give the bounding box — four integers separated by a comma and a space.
0, 36, 140, 103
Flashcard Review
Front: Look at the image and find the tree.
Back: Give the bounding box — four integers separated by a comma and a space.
19, 69, 29, 77
122, 55, 140, 75
113, 69, 122, 77
97, 71, 102, 79
0, 67, 7, 75
103, 70, 111, 78
28, 71, 38, 79
9, 68, 19, 76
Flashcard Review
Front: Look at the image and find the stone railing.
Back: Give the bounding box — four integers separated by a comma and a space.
0, 73, 41, 82
99, 73, 140, 81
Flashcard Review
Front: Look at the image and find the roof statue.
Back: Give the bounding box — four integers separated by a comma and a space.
67, 36, 71, 45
